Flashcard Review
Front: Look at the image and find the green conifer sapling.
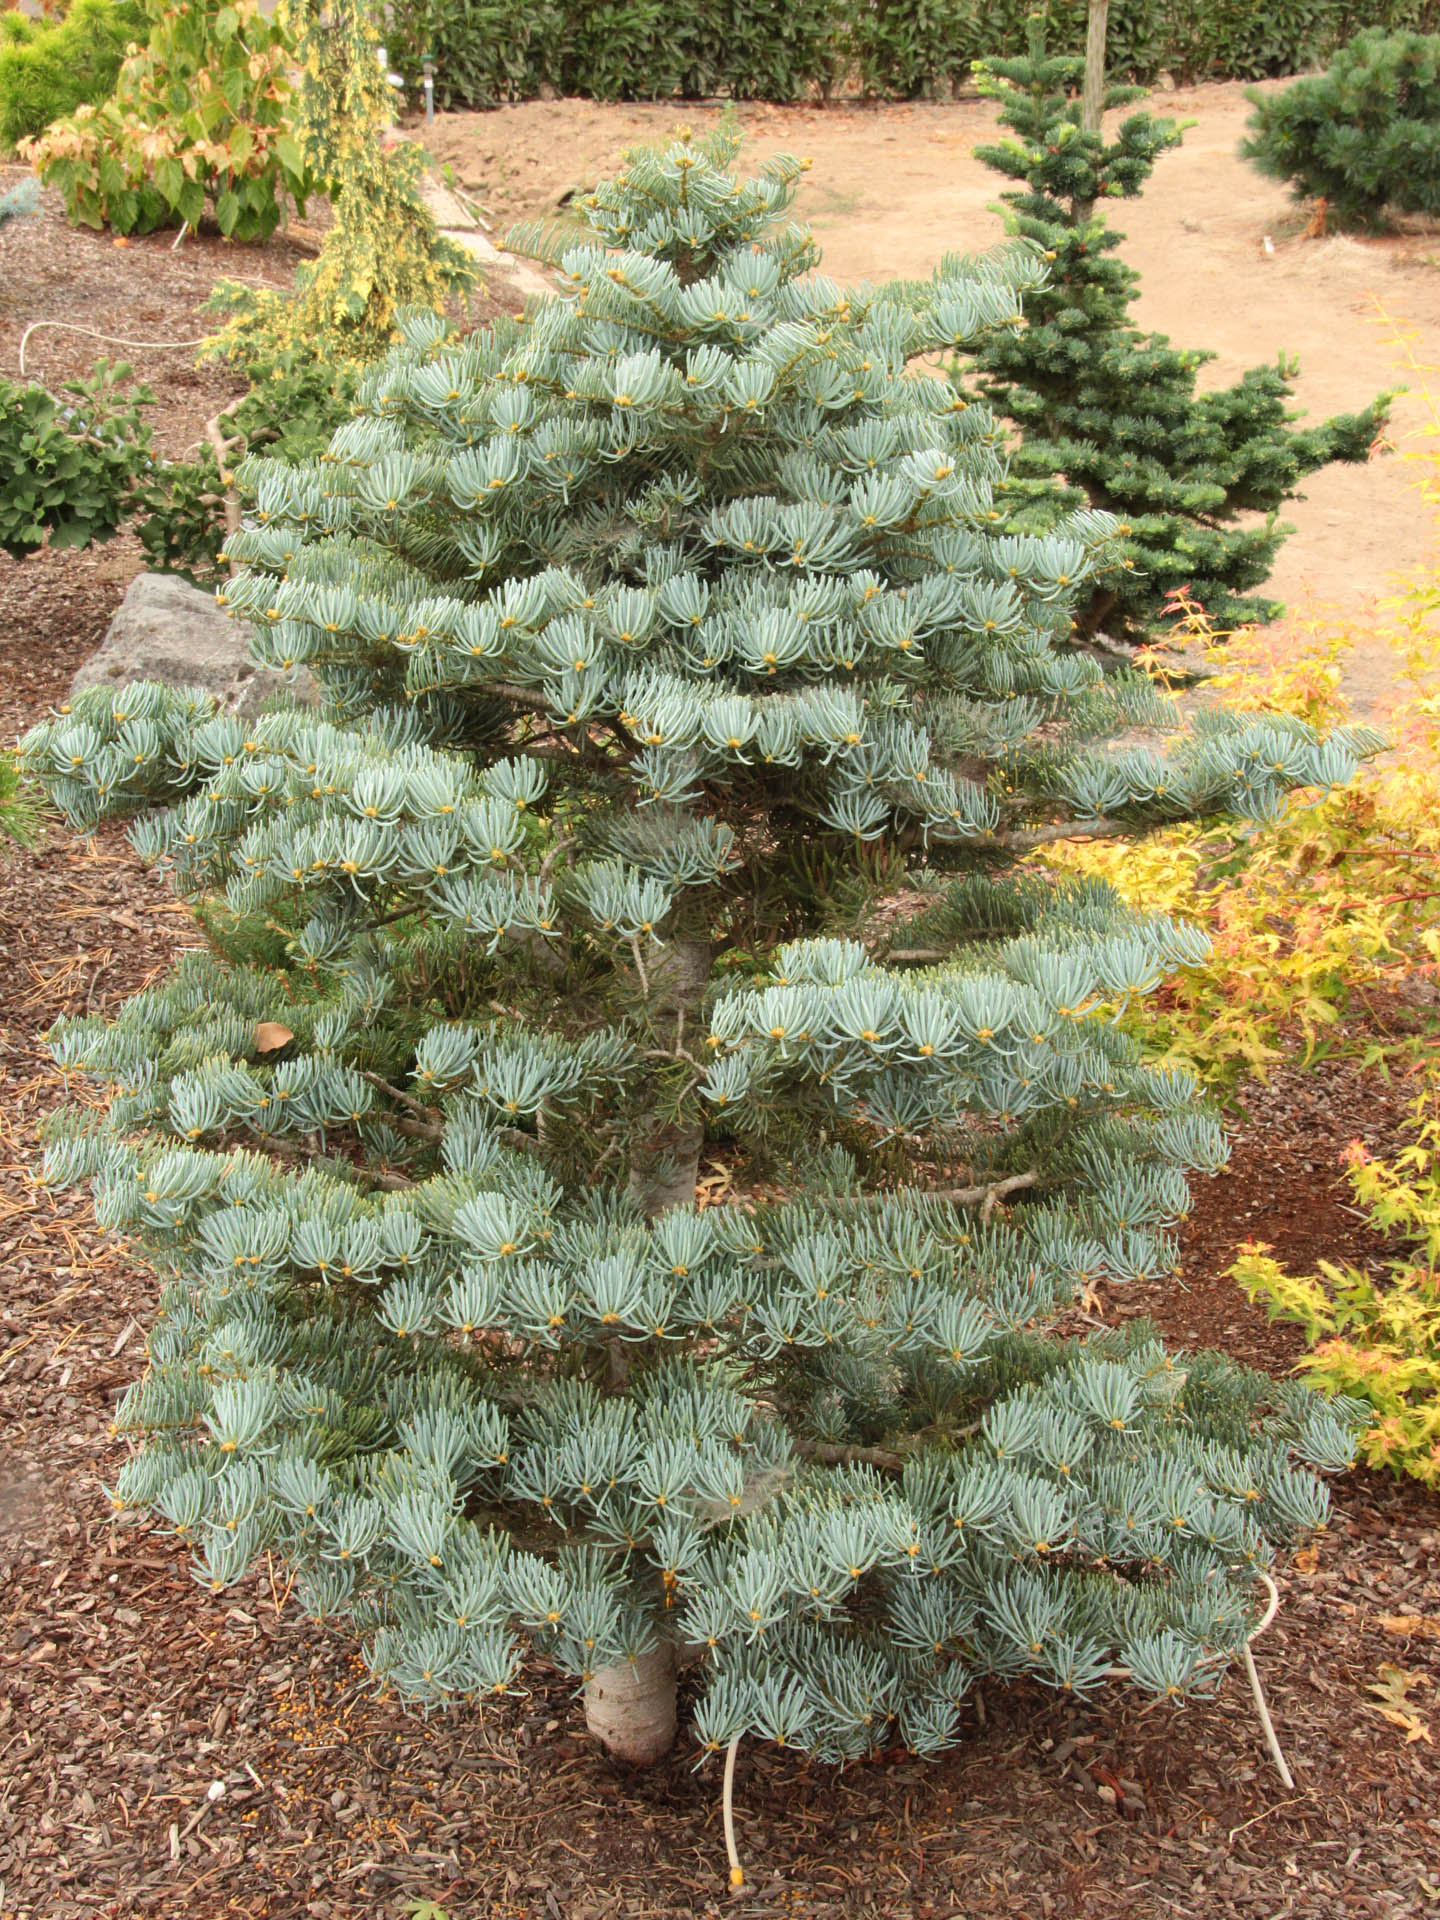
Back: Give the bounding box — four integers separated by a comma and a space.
1241, 28, 1440, 232
959, 20, 1391, 643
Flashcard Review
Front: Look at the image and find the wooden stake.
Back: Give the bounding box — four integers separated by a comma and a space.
1081, 0, 1109, 132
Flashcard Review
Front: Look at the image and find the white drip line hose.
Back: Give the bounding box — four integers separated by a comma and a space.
1242, 1571, 1295, 1790
722, 1733, 744, 1889
17, 321, 211, 382
717, 1569, 1293, 1890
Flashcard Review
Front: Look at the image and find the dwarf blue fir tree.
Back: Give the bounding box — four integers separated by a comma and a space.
22, 133, 1371, 1773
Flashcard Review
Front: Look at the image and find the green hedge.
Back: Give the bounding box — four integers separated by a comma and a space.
0, 0, 147, 152
390, 0, 1440, 105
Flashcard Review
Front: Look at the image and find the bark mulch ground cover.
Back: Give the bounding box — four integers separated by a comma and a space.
0, 163, 532, 733
2, 833, 1438, 1920
1, 178, 1438, 1920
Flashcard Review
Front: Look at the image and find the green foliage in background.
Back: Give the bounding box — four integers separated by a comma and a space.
0, 0, 145, 153
846, 0, 975, 101
0, 362, 153, 560
712, 0, 849, 101
23, 0, 312, 239
207, 0, 471, 367
389, 0, 1440, 107
954, 21, 1390, 642
389, 0, 843, 108
1241, 28, 1440, 228
18, 135, 1372, 1767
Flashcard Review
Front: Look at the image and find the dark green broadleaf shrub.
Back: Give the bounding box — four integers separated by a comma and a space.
386, 0, 568, 107
1170, 0, 1338, 82
0, 362, 153, 560
389, 0, 1440, 106
390, 0, 845, 106
562, 2, 707, 103
1241, 27, 1440, 226
0, 336, 354, 579
702, 0, 843, 102
132, 453, 230, 582
849, 0, 973, 98
0, 0, 146, 153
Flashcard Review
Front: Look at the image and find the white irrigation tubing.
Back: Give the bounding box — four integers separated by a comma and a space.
722, 1734, 744, 1888
1242, 1571, 1295, 1790
18, 321, 211, 381
717, 1570, 1292, 1890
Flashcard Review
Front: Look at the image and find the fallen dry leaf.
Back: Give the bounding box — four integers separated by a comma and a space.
1366, 1665, 1434, 1745
254, 1021, 294, 1053
1378, 1614, 1440, 1640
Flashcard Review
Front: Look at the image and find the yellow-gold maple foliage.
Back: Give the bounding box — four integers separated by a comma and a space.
1232, 1090, 1440, 1487
1048, 593, 1439, 1082
1058, 310, 1440, 1487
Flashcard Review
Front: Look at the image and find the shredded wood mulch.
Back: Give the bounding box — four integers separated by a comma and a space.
3, 837, 1438, 1920
2, 174, 1439, 1920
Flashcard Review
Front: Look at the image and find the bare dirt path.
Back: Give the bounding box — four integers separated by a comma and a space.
425, 81, 1440, 713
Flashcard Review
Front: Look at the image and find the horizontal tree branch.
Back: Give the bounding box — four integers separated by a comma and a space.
977, 1169, 1040, 1221
993, 818, 1126, 851
362, 1069, 543, 1156
814, 1170, 1039, 1215
361, 1070, 443, 1125
476, 680, 555, 713
881, 947, 952, 965
794, 1439, 907, 1473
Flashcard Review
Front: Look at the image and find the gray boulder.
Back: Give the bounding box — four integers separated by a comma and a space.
70, 572, 317, 717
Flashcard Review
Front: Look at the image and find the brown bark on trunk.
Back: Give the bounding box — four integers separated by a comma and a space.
627, 933, 712, 1220
1080, 0, 1109, 133
1073, 0, 1110, 226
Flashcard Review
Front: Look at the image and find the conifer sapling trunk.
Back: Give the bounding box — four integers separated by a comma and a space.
626, 933, 714, 1222
584, 1639, 679, 1766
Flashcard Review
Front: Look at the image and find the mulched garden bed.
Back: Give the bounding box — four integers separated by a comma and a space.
1, 176, 1437, 1920
0, 166, 532, 746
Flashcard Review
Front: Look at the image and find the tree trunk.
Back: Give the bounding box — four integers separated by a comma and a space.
627, 1111, 707, 1217
1076, 585, 1117, 640
627, 933, 712, 1219
584, 1641, 678, 1764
